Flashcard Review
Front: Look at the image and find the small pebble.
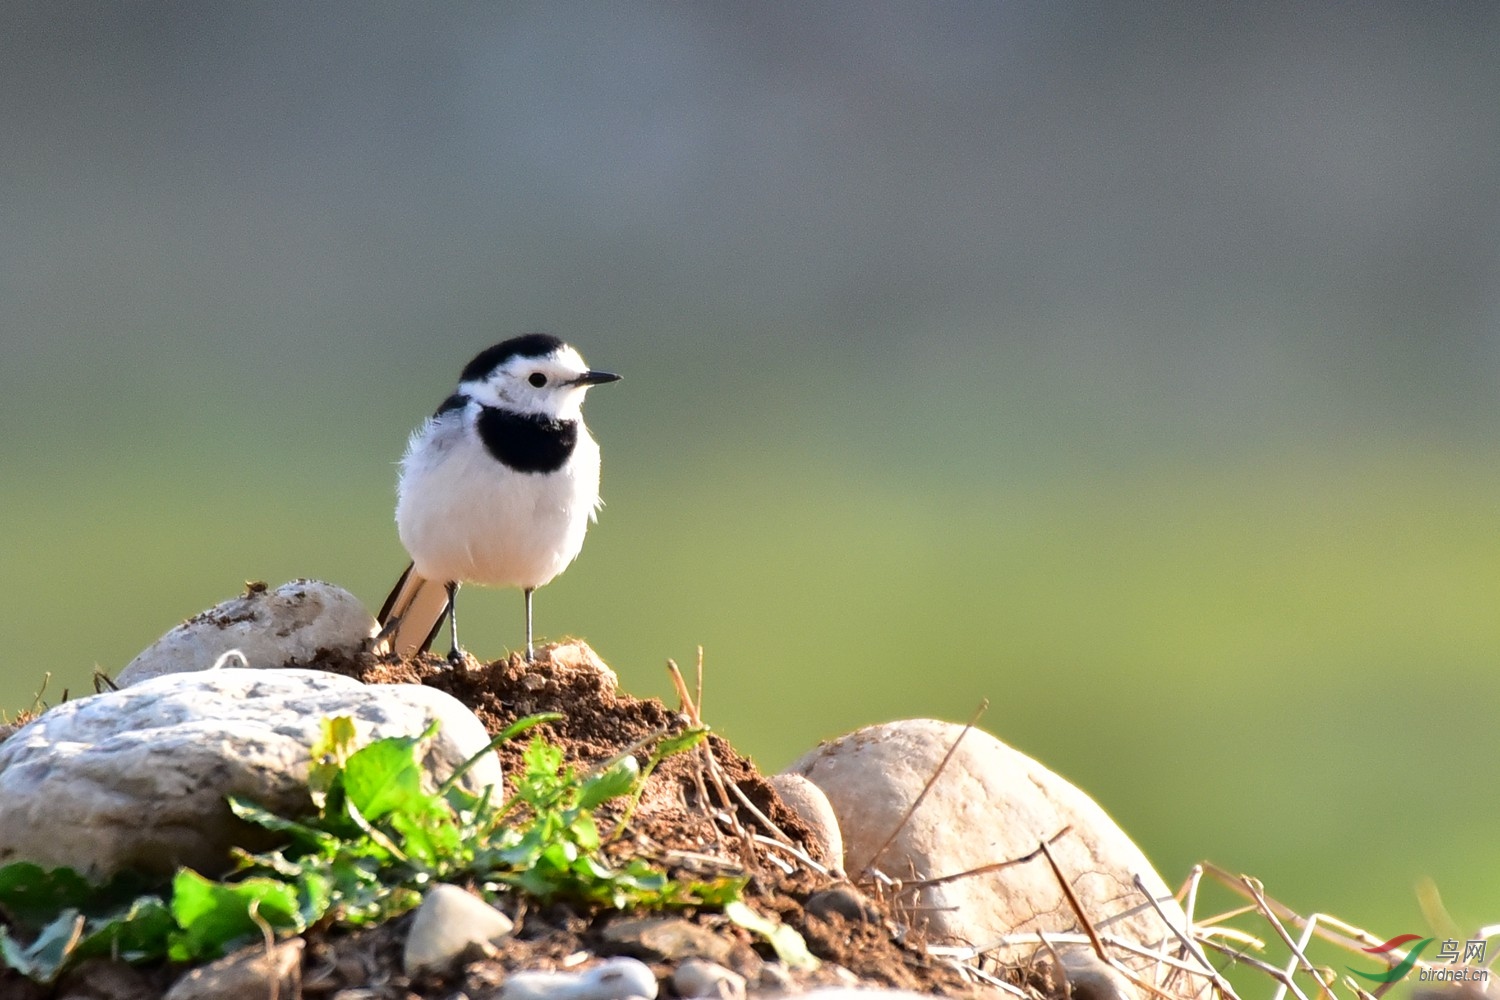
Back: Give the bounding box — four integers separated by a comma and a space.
163, 938, 303, 1000
601, 915, 733, 964
756, 962, 794, 992
829, 964, 861, 986
768, 773, 845, 876
805, 884, 881, 924
403, 883, 515, 976
579, 957, 659, 1000
1059, 949, 1139, 1000
499, 957, 658, 1000
499, 969, 568, 1000
672, 958, 747, 1000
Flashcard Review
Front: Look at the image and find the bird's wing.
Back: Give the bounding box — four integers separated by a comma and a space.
373, 562, 451, 657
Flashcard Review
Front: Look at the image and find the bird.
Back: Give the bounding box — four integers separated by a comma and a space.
374, 333, 620, 663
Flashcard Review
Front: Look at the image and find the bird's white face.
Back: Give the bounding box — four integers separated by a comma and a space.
461, 345, 597, 420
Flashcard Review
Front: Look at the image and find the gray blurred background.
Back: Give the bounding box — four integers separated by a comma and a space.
4, 2, 1498, 940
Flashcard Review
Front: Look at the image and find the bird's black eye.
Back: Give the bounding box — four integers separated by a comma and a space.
528, 372, 547, 388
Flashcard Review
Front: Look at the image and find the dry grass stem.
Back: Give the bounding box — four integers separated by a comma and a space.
1132, 873, 1240, 1000
1198, 865, 1391, 961
1037, 837, 1107, 962
666, 655, 762, 875
858, 699, 989, 882
723, 776, 798, 848
752, 832, 832, 877
895, 826, 1072, 897
1168, 861, 1500, 1000
1195, 936, 1316, 1000
1236, 879, 1335, 1000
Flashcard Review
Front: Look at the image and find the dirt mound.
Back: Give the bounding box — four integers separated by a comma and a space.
302, 640, 980, 998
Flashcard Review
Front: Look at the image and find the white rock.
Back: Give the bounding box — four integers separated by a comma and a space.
755, 962, 794, 992
673, 958, 747, 1000
116, 579, 375, 686
768, 772, 845, 877
579, 958, 659, 1000
500, 969, 577, 1000
0, 668, 500, 878
403, 883, 515, 976
516, 640, 620, 696
164, 938, 303, 1000
1060, 948, 1141, 1000
788, 719, 1196, 990
500, 958, 658, 1000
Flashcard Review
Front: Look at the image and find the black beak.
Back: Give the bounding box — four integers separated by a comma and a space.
574, 370, 621, 386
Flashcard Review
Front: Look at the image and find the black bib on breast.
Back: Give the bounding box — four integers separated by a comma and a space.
475, 407, 578, 474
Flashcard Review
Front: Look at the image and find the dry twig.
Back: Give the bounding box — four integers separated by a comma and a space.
858, 699, 989, 882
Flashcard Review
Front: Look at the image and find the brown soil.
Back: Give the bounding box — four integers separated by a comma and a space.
312, 640, 978, 998
3, 641, 986, 999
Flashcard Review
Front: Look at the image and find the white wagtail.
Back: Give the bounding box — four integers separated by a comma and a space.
375, 334, 620, 662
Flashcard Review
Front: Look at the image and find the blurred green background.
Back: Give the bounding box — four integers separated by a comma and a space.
3, 1, 1497, 954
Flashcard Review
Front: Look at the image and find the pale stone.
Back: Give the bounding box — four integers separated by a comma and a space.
0, 668, 500, 878
755, 963, 794, 992
510, 640, 620, 698
578, 958, 659, 1000
500, 958, 658, 1000
402, 883, 515, 976
788, 719, 1196, 992
600, 916, 734, 964
163, 938, 303, 1000
500, 969, 577, 1000
804, 884, 881, 924
116, 579, 375, 686
1060, 948, 1141, 1000
768, 772, 845, 876
672, 958, 747, 1000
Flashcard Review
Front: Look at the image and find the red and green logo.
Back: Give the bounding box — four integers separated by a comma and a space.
1348, 935, 1434, 984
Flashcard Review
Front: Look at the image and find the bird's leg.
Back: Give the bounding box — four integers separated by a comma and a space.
445, 581, 463, 664
523, 587, 535, 662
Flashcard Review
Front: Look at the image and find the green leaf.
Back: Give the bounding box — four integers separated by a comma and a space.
313, 856, 401, 924
386, 805, 463, 868
0, 863, 94, 928
684, 876, 747, 907
438, 712, 562, 799
0, 909, 83, 982
566, 811, 601, 852
525, 736, 565, 772
71, 895, 174, 965
228, 797, 340, 856
652, 726, 709, 760
578, 756, 640, 810
724, 900, 819, 970
167, 870, 303, 962
292, 867, 333, 926
309, 716, 359, 809
342, 735, 429, 823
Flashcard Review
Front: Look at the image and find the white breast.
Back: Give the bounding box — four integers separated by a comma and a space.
394, 412, 602, 590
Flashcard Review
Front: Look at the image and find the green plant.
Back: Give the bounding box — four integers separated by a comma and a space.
0, 714, 781, 984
